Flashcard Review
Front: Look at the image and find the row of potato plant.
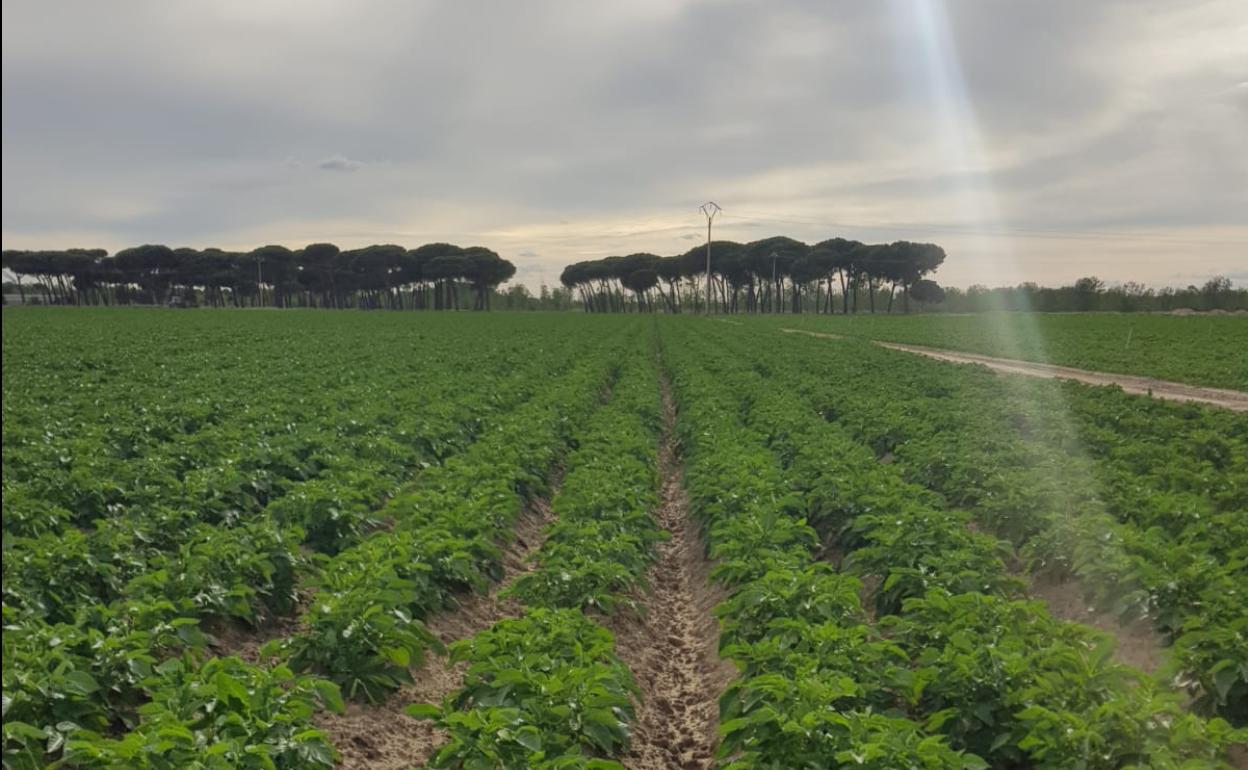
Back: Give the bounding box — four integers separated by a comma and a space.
4, 320, 561, 628
3, 313, 508, 546
4, 350, 568, 768
272, 327, 631, 703
744, 324, 1248, 724
2, 314, 633, 768
662, 319, 1244, 769
662, 327, 987, 769
410, 336, 665, 769
79, 321, 632, 767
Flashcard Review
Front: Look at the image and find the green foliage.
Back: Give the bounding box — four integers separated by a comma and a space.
720, 708, 984, 770
4, 308, 1245, 770
62, 655, 343, 770
715, 564, 864, 647
411, 609, 637, 769
507, 355, 663, 611
415, 342, 663, 766
774, 312, 1248, 390
275, 326, 621, 704
660, 317, 1246, 767
126, 521, 305, 622
275, 582, 439, 703
721, 315, 1248, 726
2, 311, 638, 763
2, 602, 215, 766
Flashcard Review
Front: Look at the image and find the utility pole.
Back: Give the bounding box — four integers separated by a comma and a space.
699, 201, 721, 315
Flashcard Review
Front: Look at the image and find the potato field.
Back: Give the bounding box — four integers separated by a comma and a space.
3, 309, 1247, 770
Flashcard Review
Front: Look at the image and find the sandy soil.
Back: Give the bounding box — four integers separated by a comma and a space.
779, 328, 1248, 411
315, 482, 559, 770
1027, 576, 1167, 674
608, 375, 737, 770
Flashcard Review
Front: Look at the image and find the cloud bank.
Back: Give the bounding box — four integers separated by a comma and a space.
3, 0, 1245, 289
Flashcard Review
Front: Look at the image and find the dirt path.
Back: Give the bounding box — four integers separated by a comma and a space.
1025, 576, 1166, 673
315, 482, 559, 770
779, 329, 1248, 411
608, 375, 736, 770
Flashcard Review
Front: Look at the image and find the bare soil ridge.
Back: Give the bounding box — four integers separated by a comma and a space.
609, 373, 736, 770
315, 483, 560, 770
780, 328, 1248, 411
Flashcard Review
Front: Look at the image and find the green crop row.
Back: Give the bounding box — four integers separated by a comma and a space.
274, 327, 628, 702
2, 313, 641, 769
3, 338, 581, 767
663, 329, 987, 769
740, 324, 1248, 724
3, 313, 497, 543
660, 319, 1244, 769
411, 336, 665, 768
3, 321, 565, 628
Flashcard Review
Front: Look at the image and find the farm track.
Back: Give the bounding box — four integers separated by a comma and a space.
314, 475, 562, 770
609, 373, 736, 770
780, 328, 1248, 411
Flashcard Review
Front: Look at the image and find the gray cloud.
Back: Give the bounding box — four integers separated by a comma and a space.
2, 0, 1245, 287
317, 155, 363, 173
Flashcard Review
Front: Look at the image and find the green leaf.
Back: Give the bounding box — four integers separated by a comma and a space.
214, 671, 250, 708
383, 646, 411, 668
63, 671, 101, 696
962, 755, 990, 770
513, 726, 542, 751
1212, 662, 1239, 701
405, 703, 442, 720
3, 722, 49, 741
314, 679, 346, 714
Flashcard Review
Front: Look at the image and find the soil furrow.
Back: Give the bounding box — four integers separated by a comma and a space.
315, 477, 561, 770
610, 375, 736, 770
1025, 575, 1167, 674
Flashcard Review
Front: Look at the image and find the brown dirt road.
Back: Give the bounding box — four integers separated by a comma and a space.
780, 329, 1248, 411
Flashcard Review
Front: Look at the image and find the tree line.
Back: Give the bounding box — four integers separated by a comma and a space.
1, 243, 516, 310
930, 276, 1248, 313
559, 236, 947, 314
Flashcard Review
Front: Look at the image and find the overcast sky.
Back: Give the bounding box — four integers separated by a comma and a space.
3, 0, 1246, 289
